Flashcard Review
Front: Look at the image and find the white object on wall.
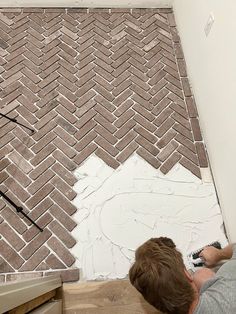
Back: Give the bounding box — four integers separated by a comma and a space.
0, 0, 173, 8
72, 155, 227, 280
173, 0, 236, 242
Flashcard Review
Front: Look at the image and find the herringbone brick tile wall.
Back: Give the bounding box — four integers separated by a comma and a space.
0, 7, 208, 281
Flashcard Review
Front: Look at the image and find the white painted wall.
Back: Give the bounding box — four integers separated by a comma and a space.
173, 0, 236, 241
0, 0, 173, 8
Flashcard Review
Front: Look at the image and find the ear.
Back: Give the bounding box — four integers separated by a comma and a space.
184, 269, 193, 282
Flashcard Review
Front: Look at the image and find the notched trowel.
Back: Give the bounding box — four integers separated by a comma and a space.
187, 241, 222, 270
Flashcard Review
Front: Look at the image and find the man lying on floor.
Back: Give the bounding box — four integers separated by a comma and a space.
129, 237, 236, 314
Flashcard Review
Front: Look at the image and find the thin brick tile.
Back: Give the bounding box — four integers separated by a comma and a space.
6, 272, 43, 281
0, 223, 25, 251
95, 136, 119, 157
30, 143, 56, 167
29, 157, 55, 180
95, 148, 120, 169
117, 142, 138, 163
51, 176, 77, 201
160, 152, 181, 174
19, 246, 50, 271
137, 147, 161, 169
181, 78, 192, 97
51, 163, 77, 186
157, 140, 178, 162
26, 184, 54, 210
53, 137, 76, 158
6, 163, 31, 187
196, 142, 208, 168
27, 170, 55, 195
53, 150, 77, 171
47, 236, 75, 267
134, 125, 157, 144
0, 240, 24, 269
186, 97, 198, 118
1, 206, 27, 234
50, 189, 77, 215
8, 151, 33, 174
0, 257, 14, 273
49, 204, 77, 231
180, 157, 201, 179
116, 131, 137, 151
28, 198, 53, 222
136, 136, 159, 156
175, 134, 196, 152
31, 133, 57, 154
45, 253, 66, 269
48, 220, 76, 248
45, 268, 80, 282
23, 213, 53, 242
191, 118, 203, 141
21, 229, 52, 260
4, 177, 30, 202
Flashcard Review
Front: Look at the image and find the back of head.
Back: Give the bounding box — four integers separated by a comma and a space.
129, 237, 194, 314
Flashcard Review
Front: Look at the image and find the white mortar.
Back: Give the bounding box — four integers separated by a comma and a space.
72, 154, 227, 280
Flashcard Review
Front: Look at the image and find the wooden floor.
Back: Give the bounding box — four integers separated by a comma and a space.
63, 280, 161, 314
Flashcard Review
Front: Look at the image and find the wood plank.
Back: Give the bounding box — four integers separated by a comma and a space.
8, 290, 56, 314
0, 275, 62, 313
63, 280, 161, 314
31, 300, 62, 314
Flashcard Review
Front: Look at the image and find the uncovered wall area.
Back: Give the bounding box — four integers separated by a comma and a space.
173, 0, 236, 242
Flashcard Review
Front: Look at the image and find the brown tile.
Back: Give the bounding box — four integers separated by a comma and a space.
0, 240, 24, 269
51, 163, 77, 186
95, 148, 120, 169
160, 152, 181, 174
0, 223, 25, 251
47, 236, 75, 267
157, 141, 179, 162
6, 272, 43, 282
1, 206, 27, 235
45, 268, 80, 282
186, 97, 198, 118
180, 157, 201, 179
181, 78, 192, 97
196, 142, 208, 167
136, 136, 159, 156
26, 184, 54, 210
177, 145, 199, 166
45, 253, 66, 270
191, 118, 203, 141
48, 220, 76, 249
134, 125, 156, 144
19, 246, 50, 271
137, 147, 161, 169
50, 189, 77, 216
52, 150, 77, 171
49, 204, 77, 232
117, 142, 138, 163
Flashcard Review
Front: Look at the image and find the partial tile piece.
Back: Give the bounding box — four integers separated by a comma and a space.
196, 142, 208, 167
160, 152, 181, 174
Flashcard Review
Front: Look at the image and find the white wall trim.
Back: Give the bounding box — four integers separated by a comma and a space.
0, 0, 173, 8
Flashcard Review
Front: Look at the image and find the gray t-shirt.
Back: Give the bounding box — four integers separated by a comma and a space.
194, 244, 236, 313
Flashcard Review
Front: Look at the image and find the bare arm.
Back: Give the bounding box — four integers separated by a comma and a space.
199, 244, 234, 267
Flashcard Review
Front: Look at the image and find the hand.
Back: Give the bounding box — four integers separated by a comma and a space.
199, 246, 221, 267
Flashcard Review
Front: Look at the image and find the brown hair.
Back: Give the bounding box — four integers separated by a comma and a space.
129, 237, 194, 314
